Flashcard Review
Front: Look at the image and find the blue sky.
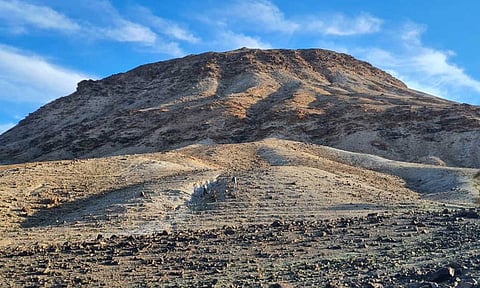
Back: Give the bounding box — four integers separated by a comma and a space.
1, 0, 479, 134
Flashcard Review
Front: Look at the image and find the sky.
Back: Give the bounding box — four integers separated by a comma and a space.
0, 0, 479, 134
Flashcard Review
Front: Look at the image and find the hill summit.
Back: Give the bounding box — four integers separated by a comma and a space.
1, 48, 480, 167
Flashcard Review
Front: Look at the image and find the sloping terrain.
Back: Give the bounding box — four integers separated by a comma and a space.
0, 139, 421, 238
1, 48, 480, 167
0, 139, 479, 286
3, 138, 478, 238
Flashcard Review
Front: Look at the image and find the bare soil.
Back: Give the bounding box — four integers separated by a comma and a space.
0, 139, 479, 287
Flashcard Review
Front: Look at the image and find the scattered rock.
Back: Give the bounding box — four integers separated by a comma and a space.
366, 282, 383, 288
428, 267, 455, 283
457, 278, 478, 288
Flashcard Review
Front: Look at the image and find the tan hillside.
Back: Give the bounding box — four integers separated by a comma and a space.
1, 48, 479, 167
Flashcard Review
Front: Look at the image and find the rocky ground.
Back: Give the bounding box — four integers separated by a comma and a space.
0, 139, 479, 287
1, 208, 480, 287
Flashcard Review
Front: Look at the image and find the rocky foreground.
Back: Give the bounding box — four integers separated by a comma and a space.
1, 208, 480, 287
0, 139, 479, 287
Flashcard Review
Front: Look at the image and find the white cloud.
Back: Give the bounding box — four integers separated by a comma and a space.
0, 0, 80, 32
0, 0, 181, 54
223, 0, 299, 33
200, 1, 382, 54
81, 1, 185, 56
357, 24, 480, 101
132, 6, 200, 43
0, 122, 15, 134
306, 13, 382, 36
0, 45, 91, 103
101, 19, 157, 44
217, 31, 271, 50
400, 22, 425, 46
138, 41, 185, 58
165, 25, 200, 43
82, 1, 156, 45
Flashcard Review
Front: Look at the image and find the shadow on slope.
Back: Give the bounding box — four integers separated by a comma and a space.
22, 183, 145, 228
324, 145, 480, 205
257, 138, 480, 206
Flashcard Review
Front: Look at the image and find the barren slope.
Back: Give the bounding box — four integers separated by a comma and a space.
1, 139, 479, 287
1, 48, 480, 167
1, 139, 477, 243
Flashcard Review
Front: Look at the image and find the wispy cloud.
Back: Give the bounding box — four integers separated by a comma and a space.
0, 45, 91, 103
357, 23, 480, 102
200, 0, 382, 55
84, 0, 156, 45
211, 1, 380, 37
132, 6, 200, 43
217, 30, 271, 50
306, 13, 382, 36
82, 1, 185, 56
227, 0, 299, 33
0, 0, 80, 33
100, 19, 157, 44
1, 0, 183, 56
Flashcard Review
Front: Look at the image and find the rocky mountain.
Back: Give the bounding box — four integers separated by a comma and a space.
1, 48, 480, 167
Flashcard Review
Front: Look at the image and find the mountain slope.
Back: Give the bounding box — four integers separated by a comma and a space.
1, 48, 480, 167
2, 138, 477, 235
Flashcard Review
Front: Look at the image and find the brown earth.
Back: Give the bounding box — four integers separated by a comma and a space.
0, 139, 479, 287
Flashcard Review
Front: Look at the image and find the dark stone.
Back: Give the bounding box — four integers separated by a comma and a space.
428, 267, 455, 283
271, 220, 283, 227
269, 282, 292, 288
366, 283, 383, 288
224, 226, 235, 235
457, 209, 480, 219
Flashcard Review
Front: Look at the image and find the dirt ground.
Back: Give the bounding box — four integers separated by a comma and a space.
0, 139, 479, 287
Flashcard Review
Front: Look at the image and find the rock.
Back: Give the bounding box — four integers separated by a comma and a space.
269, 282, 293, 288
428, 267, 455, 283
271, 220, 283, 228
366, 282, 383, 288
457, 209, 480, 219
457, 278, 478, 288
223, 226, 235, 235
41, 267, 51, 275
326, 281, 345, 288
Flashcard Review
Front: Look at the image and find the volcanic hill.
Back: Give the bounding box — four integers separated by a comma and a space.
1, 48, 480, 167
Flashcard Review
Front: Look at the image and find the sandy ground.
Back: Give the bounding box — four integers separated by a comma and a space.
0, 139, 479, 287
